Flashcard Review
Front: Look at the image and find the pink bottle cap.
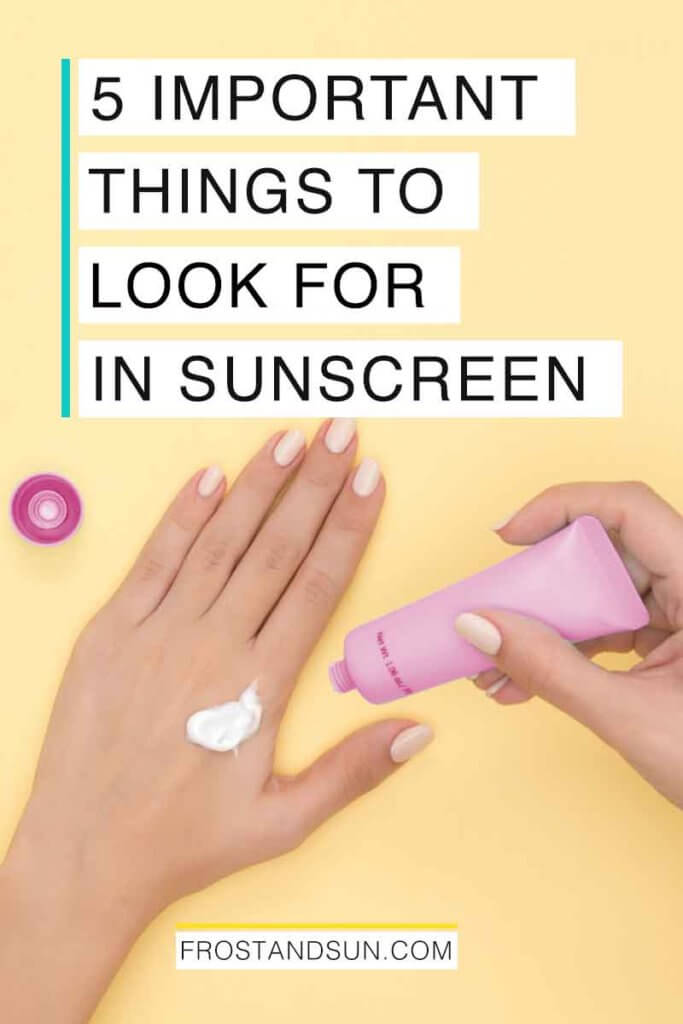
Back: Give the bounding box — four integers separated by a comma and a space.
10, 474, 82, 545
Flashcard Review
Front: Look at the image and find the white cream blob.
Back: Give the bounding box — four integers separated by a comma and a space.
186, 681, 262, 753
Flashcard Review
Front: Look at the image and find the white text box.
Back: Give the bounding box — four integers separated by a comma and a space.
78, 59, 575, 136
78, 153, 479, 231
78, 339, 622, 418
175, 927, 458, 970
78, 246, 460, 324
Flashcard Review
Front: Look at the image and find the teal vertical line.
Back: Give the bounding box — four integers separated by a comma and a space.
60, 58, 71, 417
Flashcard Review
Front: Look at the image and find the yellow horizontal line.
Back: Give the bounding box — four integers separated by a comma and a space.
176, 923, 458, 931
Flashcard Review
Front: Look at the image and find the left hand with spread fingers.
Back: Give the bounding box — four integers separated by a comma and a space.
0, 419, 433, 1024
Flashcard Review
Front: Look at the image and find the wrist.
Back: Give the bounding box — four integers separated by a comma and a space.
2, 795, 153, 951
0, 802, 153, 1023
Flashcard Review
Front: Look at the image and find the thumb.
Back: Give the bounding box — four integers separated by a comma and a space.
280, 720, 433, 841
455, 610, 626, 736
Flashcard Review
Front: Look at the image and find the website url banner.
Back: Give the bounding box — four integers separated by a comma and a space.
175, 925, 458, 970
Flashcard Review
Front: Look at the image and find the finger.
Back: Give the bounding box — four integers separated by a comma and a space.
633, 626, 671, 658
455, 609, 639, 739
476, 632, 643, 666
577, 619, 670, 659
165, 429, 306, 617
212, 419, 357, 638
268, 720, 433, 846
107, 466, 225, 625
472, 619, 670, 704
471, 666, 505, 689
471, 668, 530, 703
635, 630, 683, 671
639, 590, 671, 633
578, 631, 644, 658
492, 681, 531, 704
474, 605, 665, 671
493, 482, 683, 586
258, 458, 384, 696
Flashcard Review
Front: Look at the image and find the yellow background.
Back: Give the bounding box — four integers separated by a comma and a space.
2, 2, 683, 1021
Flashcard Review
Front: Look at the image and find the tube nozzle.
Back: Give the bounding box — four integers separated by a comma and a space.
329, 659, 355, 694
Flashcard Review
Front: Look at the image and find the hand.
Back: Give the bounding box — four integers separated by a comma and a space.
0, 419, 433, 1023
455, 482, 683, 809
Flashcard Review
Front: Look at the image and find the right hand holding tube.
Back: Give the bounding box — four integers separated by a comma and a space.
456, 482, 683, 810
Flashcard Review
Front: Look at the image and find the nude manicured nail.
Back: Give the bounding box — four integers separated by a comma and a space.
490, 510, 518, 531
325, 418, 356, 454
485, 675, 510, 697
273, 429, 306, 467
197, 465, 224, 498
390, 724, 434, 764
352, 458, 380, 497
454, 613, 503, 655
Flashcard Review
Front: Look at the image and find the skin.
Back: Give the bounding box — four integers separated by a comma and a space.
2, 457, 682, 1020
0, 421, 430, 1024
469, 482, 683, 809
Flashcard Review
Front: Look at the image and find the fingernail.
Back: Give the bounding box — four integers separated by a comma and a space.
485, 675, 510, 697
352, 457, 380, 497
390, 724, 434, 764
273, 429, 306, 467
197, 465, 224, 498
454, 613, 502, 655
325, 418, 356, 454
491, 509, 518, 531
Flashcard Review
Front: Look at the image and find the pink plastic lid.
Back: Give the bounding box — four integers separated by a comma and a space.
10, 474, 82, 545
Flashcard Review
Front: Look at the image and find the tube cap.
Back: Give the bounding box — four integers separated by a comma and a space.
10, 474, 82, 545
329, 659, 355, 694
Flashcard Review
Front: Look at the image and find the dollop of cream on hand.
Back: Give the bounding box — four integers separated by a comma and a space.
186, 681, 263, 753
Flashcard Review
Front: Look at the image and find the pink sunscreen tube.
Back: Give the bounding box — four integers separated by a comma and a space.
329, 516, 649, 704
